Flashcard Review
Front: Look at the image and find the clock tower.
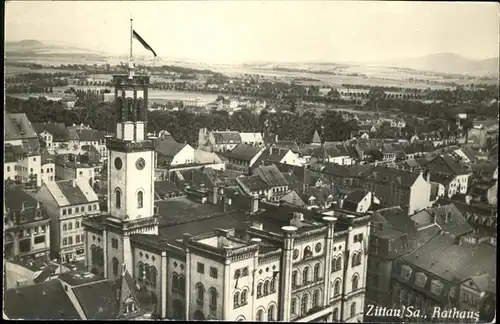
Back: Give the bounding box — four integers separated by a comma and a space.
103, 66, 159, 281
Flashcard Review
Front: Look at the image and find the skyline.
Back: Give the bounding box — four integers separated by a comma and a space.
5, 1, 500, 64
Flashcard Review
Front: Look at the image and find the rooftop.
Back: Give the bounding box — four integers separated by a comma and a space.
42, 179, 99, 207
223, 143, 262, 161
59, 270, 104, 287
32, 122, 70, 142
5, 113, 38, 141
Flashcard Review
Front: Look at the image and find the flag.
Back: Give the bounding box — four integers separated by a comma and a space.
133, 30, 157, 57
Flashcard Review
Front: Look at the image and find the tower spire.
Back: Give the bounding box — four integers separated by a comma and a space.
128, 18, 135, 79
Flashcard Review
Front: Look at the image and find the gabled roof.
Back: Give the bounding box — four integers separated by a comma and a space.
360, 166, 420, 188
344, 189, 370, 205
32, 122, 70, 142
302, 186, 337, 206
252, 165, 288, 187
4, 280, 80, 319
425, 203, 474, 237
237, 175, 270, 192
155, 138, 187, 158
428, 154, 469, 175
280, 190, 306, 207
5, 113, 38, 140
4, 183, 50, 225
72, 280, 118, 319
212, 131, 242, 144
311, 130, 322, 144
224, 143, 262, 162
42, 179, 99, 207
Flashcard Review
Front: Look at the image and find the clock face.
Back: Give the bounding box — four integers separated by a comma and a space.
114, 157, 123, 170
136, 158, 146, 170
293, 249, 299, 260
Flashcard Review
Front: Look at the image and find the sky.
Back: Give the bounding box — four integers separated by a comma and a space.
5, 1, 500, 64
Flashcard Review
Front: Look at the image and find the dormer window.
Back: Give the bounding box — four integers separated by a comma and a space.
415, 272, 427, 287
430, 280, 443, 295
400, 265, 412, 280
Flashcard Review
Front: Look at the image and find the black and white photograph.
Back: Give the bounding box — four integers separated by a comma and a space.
3, 1, 498, 322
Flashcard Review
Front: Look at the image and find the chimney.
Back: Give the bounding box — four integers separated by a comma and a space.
72, 179, 76, 188
183, 233, 193, 245
250, 193, 259, 213
275, 134, 278, 142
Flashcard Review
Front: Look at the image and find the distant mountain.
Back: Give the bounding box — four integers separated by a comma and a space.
377, 53, 499, 76
5, 39, 106, 59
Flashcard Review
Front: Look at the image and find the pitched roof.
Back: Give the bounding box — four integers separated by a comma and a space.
154, 180, 184, 200
72, 281, 118, 319
311, 130, 322, 144
155, 139, 187, 157
42, 179, 99, 207
302, 186, 337, 206
212, 131, 242, 144
4, 183, 50, 225
224, 143, 262, 161
237, 175, 270, 192
74, 129, 106, 142
428, 154, 469, 175
280, 190, 306, 207
5, 113, 38, 140
4, 280, 80, 319
360, 166, 420, 188
32, 122, 70, 142
344, 189, 369, 204
252, 164, 288, 187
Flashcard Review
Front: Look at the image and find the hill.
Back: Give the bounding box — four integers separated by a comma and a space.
5, 39, 106, 59
379, 53, 499, 76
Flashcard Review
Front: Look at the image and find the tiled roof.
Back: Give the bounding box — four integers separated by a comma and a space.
302, 186, 337, 206
155, 139, 187, 158
4, 183, 50, 225
72, 281, 119, 319
403, 234, 496, 283
212, 132, 242, 144
5, 113, 38, 140
344, 189, 369, 204
280, 190, 306, 207
424, 203, 474, 237
237, 175, 270, 192
43, 179, 98, 207
32, 122, 69, 142
360, 166, 420, 188
428, 154, 468, 175
154, 180, 184, 200
224, 143, 262, 161
4, 280, 80, 319
75, 129, 106, 142
252, 165, 288, 187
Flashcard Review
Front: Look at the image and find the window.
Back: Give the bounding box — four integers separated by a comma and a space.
112, 258, 119, 276
115, 188, 122, 209
301, 293, 309, 315
137, 191, 144, 209
241, 289, 248, 305
112, 238, 119, 249
63, 223, 67, 231
93, 204, 97, 211
197, 262, 205, 274
68, 208, 72, 215
172, 273, 179, 292
68, 236, 73, 245
415, 272, 427, 287
302, 267, 309, 285
75, 221, 80, 229
34, 236, 45, 244
292, 270, 298, 287
314, 263, 321, 281
400, 265, 412, 280
7, 166, 10, 172
352, 274, 359, 291
333, 308, 339, 321
264, 281, 270, 295
242, 267, 249, 276
291, 297, 298, 315
313, 289, 320, 307
196, 283, 205, 306
178, 277, 185, 295
210, 267, 218, 279
257, 310, 264, 321
350, 302, 357, 318
257, 283, 263, 298
270, 278, 276, 293
233, 292, 240, 308
209, 288, 217, 311
68, 222, 73, 230
334, 279, 341, 296
303, 246, 312, 259
76, 235, 80, 243
268, 304, 275, 321
75, 207, 79, 213
430, 280, 443, 295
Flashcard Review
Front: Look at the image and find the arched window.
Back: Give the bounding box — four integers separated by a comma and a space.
137, 262, 144, 285
241, 289, 248, 305
313, 263, 321, 281
351, 252, 357, 267
115, 188, 122, 209
335, 257, 342, 271
112, 257, 119, 276
257, 309, 264, 321
137, 191, 144, 209
350, 302, 357, 317
333, 307, 339, 320
313, 289, 320, 307
233, 292, 240, 308
356, 253, 362, 266
149, 266, 157, 289
257, 283, 263, 297
331, 257, 336, 271
264, 280, 270, 295
302, 267, 309, 285
209, 288, 217, 311
291, 297, 298, 315
270, 278, 276, 292
268, 304, 275, 321
303, 246, 312, 259
292, 270, 298, 287
334, 279, 341, 296
301, 293, 309, 314
143, 264, 150, 285
172, 273, 179, 292
178, 276, 185, 295
352, 274, 359, 291
196, 283, 205, 305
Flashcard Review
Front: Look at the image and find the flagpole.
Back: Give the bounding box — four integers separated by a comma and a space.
129, 18, 134, 79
